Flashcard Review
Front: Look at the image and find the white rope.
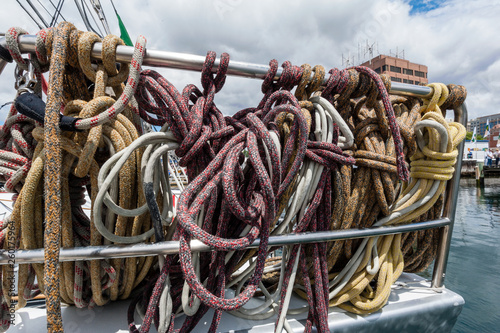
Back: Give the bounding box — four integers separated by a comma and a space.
93, 129, 179, 243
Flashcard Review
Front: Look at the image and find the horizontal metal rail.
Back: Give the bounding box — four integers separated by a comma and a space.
0, 219, 450, 264
0, 35, 433, 99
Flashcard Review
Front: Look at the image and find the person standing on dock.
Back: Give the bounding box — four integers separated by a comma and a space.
486, 149, 494, 167
495, 149, 500, 167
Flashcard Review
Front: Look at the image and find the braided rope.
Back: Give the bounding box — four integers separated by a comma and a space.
43, 21, 77, 333
0, 28, 43, 194
5, 27, 30, 71
73, 35, 146, 129
325, 85, 465, 315
126, 57, 466, 331
0, 24, 153, 333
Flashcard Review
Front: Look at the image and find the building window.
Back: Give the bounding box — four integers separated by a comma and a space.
415, 81, 420, 85
403, 68, 413, 75
403, 79, 414, 84
382, 65, 388, 72
374, 67, 381, 74
390, 77, 402, 82
390, 66, 401, 73
415, 70, 426, 78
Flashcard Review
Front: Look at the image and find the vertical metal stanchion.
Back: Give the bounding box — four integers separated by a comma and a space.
432, 103, 468, 288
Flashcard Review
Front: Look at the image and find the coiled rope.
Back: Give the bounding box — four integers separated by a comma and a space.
1, 22, 148, 333
0, 22, 468, 333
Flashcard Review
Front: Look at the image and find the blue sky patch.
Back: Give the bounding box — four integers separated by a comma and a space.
408, 0, 447, 14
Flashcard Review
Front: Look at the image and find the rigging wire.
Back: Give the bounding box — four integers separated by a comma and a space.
0, 101, 13, 110
73, 0, 102, 36
48, 0, 61, 26
43, 0, 68, 22
81, 0, 104, 36
49, 0, 65, 27
15, 0, 44, 29
25, 0, 50, 27
89, 0, 111, 35
37, 0, 54, 17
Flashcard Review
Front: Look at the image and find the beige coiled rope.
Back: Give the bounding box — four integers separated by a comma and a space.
325, 82, 465, 314
0, 23, 148, 333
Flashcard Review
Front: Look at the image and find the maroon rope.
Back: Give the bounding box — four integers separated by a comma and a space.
129, 55, 383, 333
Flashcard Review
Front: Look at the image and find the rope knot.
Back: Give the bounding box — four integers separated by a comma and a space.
411, 110, 466, 181
420, 83, 448, 115
78, 32, 130, 87
200, 51, 229, 115
440, 84, 467, 112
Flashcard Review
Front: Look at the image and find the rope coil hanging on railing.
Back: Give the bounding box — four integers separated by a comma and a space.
0, 22, 466, 333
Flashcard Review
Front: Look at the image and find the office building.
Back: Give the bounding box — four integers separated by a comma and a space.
360, 55, 428, 85
469, 113, 500, 138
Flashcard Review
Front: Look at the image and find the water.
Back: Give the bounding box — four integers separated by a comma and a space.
446, 179, 500, 333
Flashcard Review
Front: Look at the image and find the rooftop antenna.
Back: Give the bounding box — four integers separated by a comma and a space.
363, 40, 376, 62
341, 52, 354, 68
390, 46, 405, 59
357, 42, 361, 65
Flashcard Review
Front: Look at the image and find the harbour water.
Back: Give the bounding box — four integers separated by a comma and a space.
445, 178, 500, 332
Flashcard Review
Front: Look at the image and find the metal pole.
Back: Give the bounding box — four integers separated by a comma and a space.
0, 34, 434, 98
431, 103, 468, 288
0, 219, 450, 264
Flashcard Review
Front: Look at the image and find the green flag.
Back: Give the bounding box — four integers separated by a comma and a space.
111, 1, 133, 46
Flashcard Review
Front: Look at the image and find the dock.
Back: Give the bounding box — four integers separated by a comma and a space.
461, 160, 500, 177
461, 160, 477, 177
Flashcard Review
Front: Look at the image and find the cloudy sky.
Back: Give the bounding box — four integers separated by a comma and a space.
0, 0, 499, 123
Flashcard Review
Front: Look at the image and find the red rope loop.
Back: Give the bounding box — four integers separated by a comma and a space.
261, 59, 278, 94
278, 60, 304, 91
5, 27, 30, 71
321, 67, 350, 102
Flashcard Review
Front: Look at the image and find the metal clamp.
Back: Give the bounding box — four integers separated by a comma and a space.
14, 59, 38, 94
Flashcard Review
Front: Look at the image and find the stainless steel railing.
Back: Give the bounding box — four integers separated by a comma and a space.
0, 35, 467, 290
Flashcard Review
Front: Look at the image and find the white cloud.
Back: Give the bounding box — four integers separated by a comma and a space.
0, 0, 498, 122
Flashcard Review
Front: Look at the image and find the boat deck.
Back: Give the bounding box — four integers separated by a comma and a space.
7, 273, 464, 333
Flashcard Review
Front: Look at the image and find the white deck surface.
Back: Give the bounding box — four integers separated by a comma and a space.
6, 273, 464, 333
